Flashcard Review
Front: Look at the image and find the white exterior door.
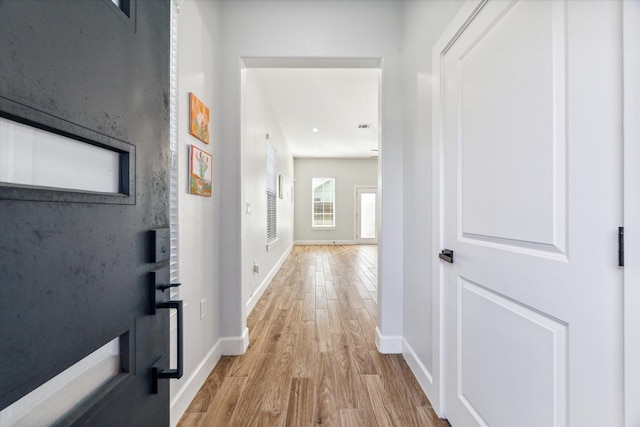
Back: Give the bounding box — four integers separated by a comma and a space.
438, 1, 623, 426
356, 187, 378, 244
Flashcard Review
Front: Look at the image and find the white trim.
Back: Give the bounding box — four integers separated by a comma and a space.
431, 0, 485, 416
375, 327, 402, 353
294, 240, 356, 246
247, 243, 293, 314
242, 57, 382, 69
624, 1, 640, 426
219, 327, 250, 356
170, 340, 222, 427
402, 338, 442, 417
169, 326, 250, 426
266, 237, 281, 252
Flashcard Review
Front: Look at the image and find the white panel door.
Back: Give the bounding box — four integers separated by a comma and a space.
439, 1, 623, 426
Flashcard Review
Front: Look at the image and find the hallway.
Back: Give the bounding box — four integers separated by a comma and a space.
178, 245, 448, 426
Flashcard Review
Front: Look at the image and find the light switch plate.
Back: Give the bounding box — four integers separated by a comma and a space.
200, 299, 207, 320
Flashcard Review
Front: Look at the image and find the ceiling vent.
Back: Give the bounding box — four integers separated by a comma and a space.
358, 124, 372, 129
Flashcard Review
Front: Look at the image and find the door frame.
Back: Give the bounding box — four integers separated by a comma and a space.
239, 58, 385, 342
623, 1, 640, 425
354, 186, 378, 244
432, 0, 638, 423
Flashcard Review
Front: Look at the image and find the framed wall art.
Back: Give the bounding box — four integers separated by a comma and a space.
189, 145, 212, 197
189, 93, 210, 144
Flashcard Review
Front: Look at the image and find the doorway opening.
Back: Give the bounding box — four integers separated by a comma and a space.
356, 186, 378, 244
240, 58, 382, 327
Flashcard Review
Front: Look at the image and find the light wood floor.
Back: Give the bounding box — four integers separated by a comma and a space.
178, 245, 450, 426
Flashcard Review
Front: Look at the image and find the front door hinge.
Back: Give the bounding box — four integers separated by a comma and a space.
618, 226, 624, 267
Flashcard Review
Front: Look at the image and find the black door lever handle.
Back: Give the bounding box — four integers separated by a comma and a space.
439, 249, 454, 263
151, 299, 184, 393
155, 300, 183, 379
158, 282, 181, 291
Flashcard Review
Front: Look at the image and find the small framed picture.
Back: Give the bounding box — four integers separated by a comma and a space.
189, 93, 210, 144
189, 145, 212, 197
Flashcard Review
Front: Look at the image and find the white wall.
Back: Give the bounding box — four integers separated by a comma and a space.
294, 158, 377, 243
171, 1, 223, 425
220, 0, 405, 350
400, 0, 463, 414
170, 1, 466, 423
173, 2, 632, 424
171, 1, 465, 422
243, 70, 295, 313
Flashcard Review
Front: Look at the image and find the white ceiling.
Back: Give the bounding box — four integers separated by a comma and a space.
252, 68, 379, 159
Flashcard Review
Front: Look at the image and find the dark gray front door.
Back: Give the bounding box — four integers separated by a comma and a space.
0, 0, 171, 425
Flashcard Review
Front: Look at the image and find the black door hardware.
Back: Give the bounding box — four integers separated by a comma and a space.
151, 299, 183, 393
150, 267, 184, 393
439, 249, 454, 263
619, 227, 624, 267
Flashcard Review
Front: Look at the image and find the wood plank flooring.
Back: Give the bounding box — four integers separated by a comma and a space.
178, 245, 450, 427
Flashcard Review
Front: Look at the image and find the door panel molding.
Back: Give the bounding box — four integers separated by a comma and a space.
457, 278, 567, 427
455, 0, 567, 256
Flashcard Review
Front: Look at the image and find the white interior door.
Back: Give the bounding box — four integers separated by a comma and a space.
438, 1, 623, 426
356, 187, 377, 244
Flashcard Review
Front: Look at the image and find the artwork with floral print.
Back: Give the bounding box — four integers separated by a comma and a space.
189, 92, 210, 144
189, 145, 212, 197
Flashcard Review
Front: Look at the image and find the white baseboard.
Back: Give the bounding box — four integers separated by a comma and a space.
169, 327, 250, 426
401, 338, 442, 416
219, 327, 249, 355
246, 243, 293, 315
294, 240, 356, 245
375, 327, 403, 353
170, 340, 222, 427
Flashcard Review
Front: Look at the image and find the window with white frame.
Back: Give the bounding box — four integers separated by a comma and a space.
266, 141, 277, 242
312, 177, 335, 228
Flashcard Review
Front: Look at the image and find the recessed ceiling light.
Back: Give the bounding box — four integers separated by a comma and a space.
311, 127, 319, 133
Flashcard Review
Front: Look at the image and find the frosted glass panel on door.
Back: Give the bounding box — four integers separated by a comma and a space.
0, 338, 121, 426
0, 117, 120, 193
360, 193, 376, 239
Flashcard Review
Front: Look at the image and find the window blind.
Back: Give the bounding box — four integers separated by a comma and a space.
266, 140, 277, 242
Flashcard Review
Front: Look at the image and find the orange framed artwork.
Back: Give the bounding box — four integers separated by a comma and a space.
189, 93, 210, 144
